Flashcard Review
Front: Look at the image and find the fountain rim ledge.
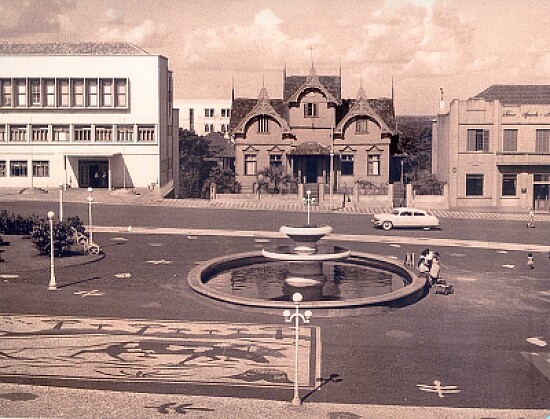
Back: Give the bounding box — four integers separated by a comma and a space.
279, 224, 333, 236
187, 250, 426, 311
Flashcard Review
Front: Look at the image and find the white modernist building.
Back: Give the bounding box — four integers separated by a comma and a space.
0, 42, 179, 196
174, 99, 232, 137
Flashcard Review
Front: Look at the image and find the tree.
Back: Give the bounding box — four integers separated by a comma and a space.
178, 129, 211, 198
202, 166, 240, 198
257, 166, 293, 194
395, 116, 434, 183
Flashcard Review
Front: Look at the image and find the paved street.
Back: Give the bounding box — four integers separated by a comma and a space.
1, 195, 549, 417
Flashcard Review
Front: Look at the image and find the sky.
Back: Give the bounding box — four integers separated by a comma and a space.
1, 0, 549, 115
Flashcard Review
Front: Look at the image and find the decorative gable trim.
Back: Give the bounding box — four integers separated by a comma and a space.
234, 87, 290, 136
242, 145, 259, 153
366, 145, 383, 153
267, 145, 286, 153
335, 87, 393, 135
286, 66, 340, 106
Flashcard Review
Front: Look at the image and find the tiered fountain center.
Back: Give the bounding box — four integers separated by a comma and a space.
261, 225, 351, 301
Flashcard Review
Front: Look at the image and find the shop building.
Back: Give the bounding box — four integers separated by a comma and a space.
433, 85, 550, 210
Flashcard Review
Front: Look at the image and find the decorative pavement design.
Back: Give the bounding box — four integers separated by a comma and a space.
0, 314, 319, 389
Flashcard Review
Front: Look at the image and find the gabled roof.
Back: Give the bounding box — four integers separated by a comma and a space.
337, 97, 396, 132
284, 70, 341, 102
232, 87, 291, 135
0, 42, 150, 55
230, 98, 289, 132
471, 85, 550, 104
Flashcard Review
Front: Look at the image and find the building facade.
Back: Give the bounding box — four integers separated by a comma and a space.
175, 99, 232, 137
230, 66, 396, 194
0, 42, 179, 196
433, 85, 550, 210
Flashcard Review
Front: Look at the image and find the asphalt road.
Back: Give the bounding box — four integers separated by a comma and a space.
1, 202, 549, 410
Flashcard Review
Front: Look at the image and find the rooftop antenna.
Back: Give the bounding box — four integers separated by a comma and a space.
439, 87, 445, 113
231, 75, 235, 102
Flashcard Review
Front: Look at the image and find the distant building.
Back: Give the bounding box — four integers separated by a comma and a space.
229, 65, 397, 194
433, 85, 550, 210
0, 42, 179, 196
175, 99, 232, 137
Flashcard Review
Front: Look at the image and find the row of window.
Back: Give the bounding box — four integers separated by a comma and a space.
0, 124, 155, 143
0, 78, 127, 109
204, 108, 231, 118
467, 129, 550, 153
0, 160, 49, 177
465, 173, 523, 197
204, 124, 230, 133
243, 154, 381, 176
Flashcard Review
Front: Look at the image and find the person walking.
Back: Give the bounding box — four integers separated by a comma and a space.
527, 253, 535, 269
528, 207, 535, 228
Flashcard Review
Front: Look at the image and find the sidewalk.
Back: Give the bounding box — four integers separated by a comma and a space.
0, 383, 546, 418
2, 187, 549, 222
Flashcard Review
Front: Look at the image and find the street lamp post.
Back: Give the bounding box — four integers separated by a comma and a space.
283, 292, 312, 406
47, 211, 57, 291
303, 190, 316, 226
59, 184, 64, 221
329, 126, 334, 202
87, 187, 93, 243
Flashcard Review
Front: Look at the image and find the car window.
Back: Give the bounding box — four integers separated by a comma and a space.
413, 212, 425, 216
392, 210, 400, 215
401, 211, 412, 216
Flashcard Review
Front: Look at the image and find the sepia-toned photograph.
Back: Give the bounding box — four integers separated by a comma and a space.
0, 0, 549, 417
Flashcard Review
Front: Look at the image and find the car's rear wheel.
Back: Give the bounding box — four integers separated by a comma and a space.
382, 221, 393, 231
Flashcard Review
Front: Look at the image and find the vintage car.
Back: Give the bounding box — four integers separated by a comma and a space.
372, 207, 440, 231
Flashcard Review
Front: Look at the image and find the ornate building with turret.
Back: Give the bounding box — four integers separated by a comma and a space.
230, 65, 397, 197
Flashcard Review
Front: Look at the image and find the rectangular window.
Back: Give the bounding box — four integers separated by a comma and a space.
466, 174, 484, 196
101, 79, 112, 107
115, 79, 127, 107
53, 125, 70, 142
205, 108, 215, 118
58, 79, 70, 107
367, 154, 381, 175
32, 161, 49, 177
467, 129, 489, 152
189, 108, 195, 131
10, 161, 28, 177
0, 161, 5, 177
30, 79, 41, 106
44, 79, 55, 107
72, 79, 84, 107
356, 119, 368, 133
502, 129, 517, 152
96, 126, 113, 142
258, 116, 269, 133
270, 154, 283, 168
74, 126, 92, 142
32, 126, 49, 142
341, 154, 354, 175
87, 79, 98, 107
502, 174, 517, 196
0, 126, 5, 142
221, 108, 231, 118
220, 124, 228, 133
138, 126, 155, 142
15, 79, 26, 107
244, 154, 257, 175
535, 130, 550, 154
10, 125, 27, 142
117, 125, 134, 142
1, 79, 12, 106
304, 103, 318, 118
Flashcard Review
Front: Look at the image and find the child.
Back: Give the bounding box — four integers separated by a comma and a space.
429, 252, 441, 285
527, 253, 534, 269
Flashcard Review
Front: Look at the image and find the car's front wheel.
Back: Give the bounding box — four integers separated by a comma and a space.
382, 221, 393, 231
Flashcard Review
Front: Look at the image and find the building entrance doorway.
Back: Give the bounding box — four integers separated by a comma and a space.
305, 159, 318, 183
78, 160, 109, 188
534, 184, 549, 211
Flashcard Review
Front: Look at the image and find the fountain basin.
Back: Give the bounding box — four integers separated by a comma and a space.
187, 251, 427, 317
279, 225, 333, 243
261, 245, 351, 262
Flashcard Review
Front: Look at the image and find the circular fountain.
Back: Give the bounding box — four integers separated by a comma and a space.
261, 225, 350, 301
188, 191, 425, 315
